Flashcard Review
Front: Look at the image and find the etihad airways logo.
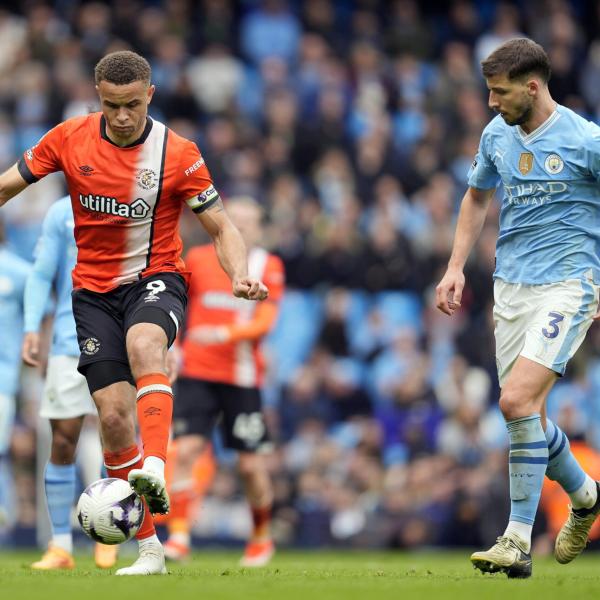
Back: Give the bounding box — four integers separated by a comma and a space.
505, 181, 568, 206
79, 194, 151, 219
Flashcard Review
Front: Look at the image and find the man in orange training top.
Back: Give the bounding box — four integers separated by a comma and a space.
164, 197, 284, 567
0, 51, 268, 575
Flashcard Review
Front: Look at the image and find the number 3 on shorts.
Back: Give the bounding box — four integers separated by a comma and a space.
542, 311, 565, 339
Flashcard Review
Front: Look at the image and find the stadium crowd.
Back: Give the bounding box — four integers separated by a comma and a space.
3, 0, 600, 551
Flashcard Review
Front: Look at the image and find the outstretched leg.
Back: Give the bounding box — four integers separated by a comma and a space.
32, 417, 83, 571
471, 358, 554, 579
89, 374, 165, 576
164, 435, 208, 561
238, 451, 275, 567
126, 322, 172, 516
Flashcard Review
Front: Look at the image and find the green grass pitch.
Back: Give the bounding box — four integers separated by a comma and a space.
2, 550, 600, 600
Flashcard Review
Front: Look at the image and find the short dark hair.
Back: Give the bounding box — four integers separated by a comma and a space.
94, 50, 151, 86
481, 38, 551, 83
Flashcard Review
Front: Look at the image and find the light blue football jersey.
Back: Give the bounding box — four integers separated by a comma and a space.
468, 104, 600, 284
24, 196, 79, 357
0, 248, 30, 397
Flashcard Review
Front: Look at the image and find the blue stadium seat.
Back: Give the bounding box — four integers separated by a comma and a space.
374, 291, 423, 332
265, 290, 324, 384
345, 290, 372, 350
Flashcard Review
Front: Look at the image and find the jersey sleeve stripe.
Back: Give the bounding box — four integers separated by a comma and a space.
17, 157, 39, 184
143, 127, 169, 272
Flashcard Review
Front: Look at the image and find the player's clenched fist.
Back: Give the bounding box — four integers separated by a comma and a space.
435, 268, 465, 316
233, 277, 269, 301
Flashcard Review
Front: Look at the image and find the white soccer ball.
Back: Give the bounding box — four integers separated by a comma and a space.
77, 478, 144, 545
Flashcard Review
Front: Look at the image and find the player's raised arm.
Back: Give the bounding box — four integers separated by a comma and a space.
0, 163, 30, 207
195, 197, 269, 301
435, 186, 495, 316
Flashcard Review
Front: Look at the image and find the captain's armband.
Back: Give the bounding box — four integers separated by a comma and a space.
186, 184, 220, 214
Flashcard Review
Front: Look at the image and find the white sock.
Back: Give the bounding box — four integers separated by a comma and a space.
52, 533, 73, 554
504, 521, 532, 552
143, 456, 165, 479
138, 533, 161, 551
570, 475, 598, 509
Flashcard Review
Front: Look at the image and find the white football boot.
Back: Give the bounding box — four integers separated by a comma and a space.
470, 534, 532, 579
115, 542, 167, 576
555, 482, 600, 564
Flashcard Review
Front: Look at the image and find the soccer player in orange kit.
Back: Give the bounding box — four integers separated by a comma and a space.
0, 51, 268, 575
164, 197, 284, 567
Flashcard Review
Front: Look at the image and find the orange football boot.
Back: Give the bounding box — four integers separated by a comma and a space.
31, 544, 75, 570
239, 540, 275, 567
94, 542, 118, 569
163, 538, 191, 562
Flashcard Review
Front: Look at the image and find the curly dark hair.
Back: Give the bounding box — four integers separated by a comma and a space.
94, 51, 151, 85
481, 38, 551, 83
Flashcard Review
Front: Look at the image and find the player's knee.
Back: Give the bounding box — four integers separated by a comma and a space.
51, 431, 77, 463
127, 330, 166, 375
99, 406, 133, 441
498, 386, 534, 420
499, 387, 517, 419
238, 453, 262, 478
176, 436, 205, 468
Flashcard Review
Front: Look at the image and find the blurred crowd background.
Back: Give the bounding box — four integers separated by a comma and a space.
3, 0, 600, 552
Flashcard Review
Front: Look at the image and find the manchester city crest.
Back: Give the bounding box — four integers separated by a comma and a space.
136, 168, 158, 190
544, 153, 564, 175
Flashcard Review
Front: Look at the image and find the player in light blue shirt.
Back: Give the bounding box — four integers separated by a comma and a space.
436, 39, 600, 577
23, 196, 79, 357
22, 196, 114, 569
0, 218, 30, 532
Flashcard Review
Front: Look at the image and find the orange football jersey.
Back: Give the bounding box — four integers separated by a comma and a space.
18, 113, 218, 292
181, 244, 285, 387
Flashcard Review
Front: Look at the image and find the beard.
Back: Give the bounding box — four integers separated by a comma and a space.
500, 101, 533, 126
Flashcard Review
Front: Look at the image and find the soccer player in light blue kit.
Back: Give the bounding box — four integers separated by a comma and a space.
22, 196, 115, 570
0, 219, 30, 532
436, 38, 600, 578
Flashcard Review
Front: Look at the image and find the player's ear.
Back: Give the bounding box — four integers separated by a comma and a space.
526, 77, 540, 97
147, 84, 155, 104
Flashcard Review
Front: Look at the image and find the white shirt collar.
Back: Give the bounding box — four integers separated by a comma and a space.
516, 109, 561, 144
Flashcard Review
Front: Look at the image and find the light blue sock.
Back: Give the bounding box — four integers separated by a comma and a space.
0, 454, 15, 529
545, 419, 586, 493
45, 462, 77, 538
507, 414, 548, 525
545, 419, 597, 508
